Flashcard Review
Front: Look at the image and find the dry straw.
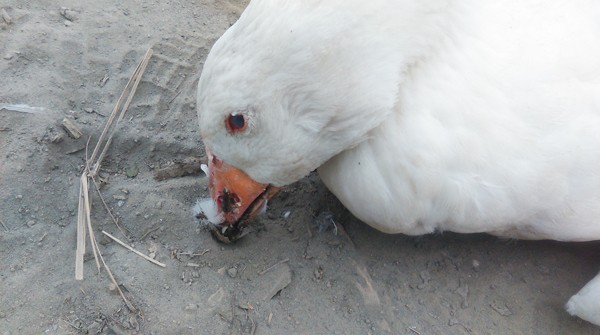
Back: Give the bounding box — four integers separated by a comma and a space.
75, 48, 154, 312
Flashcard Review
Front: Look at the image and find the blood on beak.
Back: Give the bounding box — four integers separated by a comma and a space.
207, 150, 279, 227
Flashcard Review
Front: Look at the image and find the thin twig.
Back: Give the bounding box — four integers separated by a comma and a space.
75, 48, 153, 281
91, 176, 129, 238
102, 230, 166, 268
0, 218, 8, 231
168, 90, 181, 104
65, 146, 85, 155
177, 249, 211, 257
89, 48, 153, 177
83, 176, 102, 274
259, 258, 289, 276
85, 135, 91, 165
96, 248, 137, 312
249, 315, 256, 335
408, 327, 422, 335
75, 181, 86, 280
139, 226, 160, 241
61, 318, 83, 331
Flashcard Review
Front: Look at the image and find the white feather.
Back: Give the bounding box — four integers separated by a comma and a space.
194, 198, 223, 225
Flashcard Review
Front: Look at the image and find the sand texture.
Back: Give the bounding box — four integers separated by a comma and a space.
0, 1, 599, 334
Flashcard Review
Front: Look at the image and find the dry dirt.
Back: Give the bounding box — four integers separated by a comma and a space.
1, 1, 599, 334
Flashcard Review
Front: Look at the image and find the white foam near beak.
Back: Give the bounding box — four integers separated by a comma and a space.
194, 198, 224, 225
200, 164, 209, 176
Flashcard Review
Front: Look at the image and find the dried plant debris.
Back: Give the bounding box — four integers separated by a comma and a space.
154, 156, 206, 181
61, 118, 83, 139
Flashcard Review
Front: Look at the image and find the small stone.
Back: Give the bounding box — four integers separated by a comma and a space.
417, 270, 430, 289
51, 133, 64, 143
184, 303, 198, 311
1, 8, 12, 25
26, 220, 36, 227
117, 200, 124, 207
472, 259, 480, 271
86, 321, 101, 334
252, 263, 292, 301
59, 7, 78, 21
490, 300, 513, 316
3, 53, 13, 60
61, 118, 83, 139
126, 165, 139, 178
227, 268, 237, 278
84, 107, 94, 113
314, 268, 323, 280
16, 195, 22, 199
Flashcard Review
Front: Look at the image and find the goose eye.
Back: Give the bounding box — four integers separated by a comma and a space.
225, 113, 246, 133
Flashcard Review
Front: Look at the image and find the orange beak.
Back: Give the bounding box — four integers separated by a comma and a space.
207, 150, 279, 226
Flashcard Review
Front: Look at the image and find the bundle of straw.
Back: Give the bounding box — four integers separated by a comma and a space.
75, 48, 154, 312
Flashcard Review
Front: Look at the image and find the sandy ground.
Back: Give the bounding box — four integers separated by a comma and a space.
1, 1, 599, 334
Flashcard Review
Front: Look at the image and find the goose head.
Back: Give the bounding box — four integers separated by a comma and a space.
196, 1, 437, 240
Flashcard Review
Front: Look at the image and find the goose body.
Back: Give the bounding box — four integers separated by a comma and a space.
319, 2, 600, 239
197, 0, 600, 326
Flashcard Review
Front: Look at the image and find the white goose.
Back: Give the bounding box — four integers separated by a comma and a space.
196, 0, 600, 325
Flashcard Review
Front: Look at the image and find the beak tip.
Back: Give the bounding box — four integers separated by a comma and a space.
203, 152, 281, 242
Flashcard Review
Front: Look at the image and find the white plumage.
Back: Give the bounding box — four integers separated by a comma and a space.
197, 0, 600, 325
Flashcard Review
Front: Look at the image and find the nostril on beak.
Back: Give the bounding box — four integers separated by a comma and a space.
217, 189, 241, 213
230, 193, 240, 205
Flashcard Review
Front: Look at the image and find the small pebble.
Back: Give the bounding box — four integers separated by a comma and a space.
184, 303, 198, 311
1, 8, 12, 25
126, 165, 139, 178
3, 53, 13, 60
60, 7, 78, 21
227, 267, 237, 278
